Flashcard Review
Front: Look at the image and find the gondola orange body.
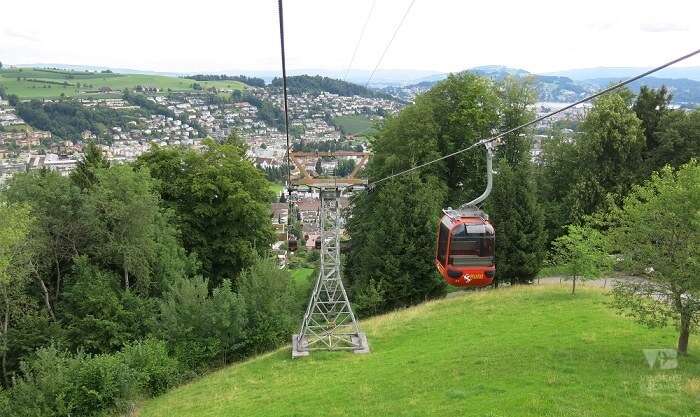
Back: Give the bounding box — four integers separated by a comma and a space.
435, 210, 495, 288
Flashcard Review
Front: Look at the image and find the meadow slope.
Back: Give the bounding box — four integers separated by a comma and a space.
137, 285, 699, 417
0, 68, 246, 98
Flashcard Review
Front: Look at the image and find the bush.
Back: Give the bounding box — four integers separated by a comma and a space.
158, 276, 246, 370
0, 347, 76, 417
0, 341, 181, 417
118, 339, 181, 396
62, 258, 154, 354
69, 353, 139, 416
0, 346, 138, 417
237, 257, 297, 354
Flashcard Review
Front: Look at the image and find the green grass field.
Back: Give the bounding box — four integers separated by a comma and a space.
0, 68, 246, 98
269, 183, 284, 196
333, 115, 377, 136
290, 267, 314, 286
291, 267, 315, 305
137, 285, 700, 417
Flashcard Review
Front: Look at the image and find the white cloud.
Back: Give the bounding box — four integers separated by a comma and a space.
4, 28, 40, 43
639, 21, 689, 32
0, 0, 698, 73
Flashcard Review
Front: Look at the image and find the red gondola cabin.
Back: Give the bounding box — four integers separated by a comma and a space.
435, 210, 495, 287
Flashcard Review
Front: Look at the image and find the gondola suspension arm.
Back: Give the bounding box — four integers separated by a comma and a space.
460, 141, 496, 210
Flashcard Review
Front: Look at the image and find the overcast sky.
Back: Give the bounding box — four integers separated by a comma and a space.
1, 0, 698, 74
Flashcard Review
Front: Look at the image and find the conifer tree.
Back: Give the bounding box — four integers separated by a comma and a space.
487, 77, 546, 284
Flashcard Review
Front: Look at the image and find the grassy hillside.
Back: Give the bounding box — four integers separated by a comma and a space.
333, 115, 377, 136
0, 68, 246, 98
138, 285, 699, 417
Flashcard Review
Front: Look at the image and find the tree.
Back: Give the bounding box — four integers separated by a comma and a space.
236, 257, 297, 353
70, 141, 109, 190
0, 202, 33, 385
84, 165, 161, 291
608, 161, 700, 354
550, 225, 611, 295
315, 158, 323, 175
3, 170, 87, 314
346, 73, 544, 313
537, 90, 647, 241
570, 91, 646, 219
633, 85, 671, 157
136, 137, 275, 286
346, 174, 447, 315
488, 77, 546, 284
336, 158, 356, 177
420, 74, 500, 205
650, 109, 700, 172
535, 131, 580, 239
61, 257, 152, 354
489, 160, 546, 285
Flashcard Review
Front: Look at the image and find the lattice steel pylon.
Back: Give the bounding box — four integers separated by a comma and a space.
292, 187, 369, 357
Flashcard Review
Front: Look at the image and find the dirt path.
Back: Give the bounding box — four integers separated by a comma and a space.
444, 275, 638, 298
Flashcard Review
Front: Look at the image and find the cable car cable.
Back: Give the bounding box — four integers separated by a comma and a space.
343, 0, 377, 83
368, 48, 700, 188
278, 0, 293, 265
364, 0, 416, 88
277, 0, 292, 190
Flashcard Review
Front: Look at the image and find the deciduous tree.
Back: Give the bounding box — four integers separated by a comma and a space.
84, 165, 160, 291
550, 225, 611, 294
608, 161, 700, 354
136, 137, 275, 286
0, 202, 33, 384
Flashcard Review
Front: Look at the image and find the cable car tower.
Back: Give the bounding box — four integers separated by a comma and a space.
289, 154, 370, 357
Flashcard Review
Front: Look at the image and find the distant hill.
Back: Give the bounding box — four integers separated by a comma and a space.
0, 67, 247, 99
269, 75, 393, 99
545, 66, 700, 82
583, 77, 700, 105
399, 66, 700, 106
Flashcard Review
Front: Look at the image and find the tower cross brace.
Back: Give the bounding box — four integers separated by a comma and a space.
292, 186, 369, 357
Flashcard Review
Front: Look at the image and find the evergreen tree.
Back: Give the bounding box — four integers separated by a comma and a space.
633, 85, 671, 156
487, 77, 546, 284
71, 141, 109, 190
346, 174, 446, 315
651, 109, 700, 172
489, 161, 545, 285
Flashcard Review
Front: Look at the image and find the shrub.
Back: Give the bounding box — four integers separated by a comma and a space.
0, 346, 138, 417
61, 258, 154, 354
158, 276, 246, 370
0, 342, 180, 417
118, 339, 181, 396
68, 353, 139, 416
0, 347, 76, 417
237, 257, 297, 354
